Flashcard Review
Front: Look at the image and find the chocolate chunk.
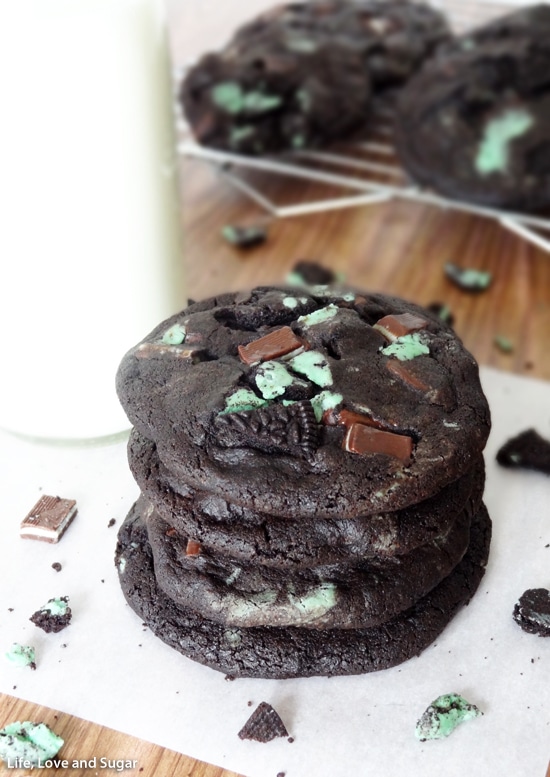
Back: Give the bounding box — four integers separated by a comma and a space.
373, 313, 428, 341
221, 224, 268, 249
344, 423, 413, 463
444, 264, 492, 292
238, 327, 306, 365
238, 702, 289, 742
135, 343, 202, 361
20, 495, 77, 544
186, 540, 201, 557
513, 588, 550, 637
496, 429, 550, 475
386, 360, 430, 392
214, 401, 319, 460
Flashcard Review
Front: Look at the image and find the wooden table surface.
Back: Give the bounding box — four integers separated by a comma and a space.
2, 2, 550, 776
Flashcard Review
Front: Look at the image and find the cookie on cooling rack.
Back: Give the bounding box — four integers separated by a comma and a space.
180, 0, 450, 154
394, 4, 550, 211
180, 21, 371, 155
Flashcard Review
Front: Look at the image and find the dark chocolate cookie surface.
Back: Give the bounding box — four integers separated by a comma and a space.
129, 428, 485, 568
145, 497, 473, 630
395, 5, 550, 211
181, 18, 371, 155
115, 499, 491, 679
181, 0, 449, 154
116, 286, 490, 519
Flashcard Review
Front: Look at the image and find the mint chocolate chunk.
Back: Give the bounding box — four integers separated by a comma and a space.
415, 693, 482, 741
444, 263, 492, 292
0, 721, 63, 766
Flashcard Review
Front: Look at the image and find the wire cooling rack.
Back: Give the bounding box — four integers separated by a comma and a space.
177, 0, 550, 253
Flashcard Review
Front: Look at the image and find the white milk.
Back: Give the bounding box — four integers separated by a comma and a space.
0, 0, 185, 441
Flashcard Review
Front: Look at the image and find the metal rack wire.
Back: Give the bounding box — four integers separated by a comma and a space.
177, 0, 550, 253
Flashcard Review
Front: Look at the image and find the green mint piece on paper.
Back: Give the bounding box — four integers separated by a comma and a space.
415, 694, 483, 741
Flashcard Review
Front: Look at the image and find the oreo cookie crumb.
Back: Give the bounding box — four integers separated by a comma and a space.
238, 702, 289, 742
444, 263, 492, 292
415, 693, 483, 740
108, 518, 116, 528
496, 429, 550, 475
222, 224, 268, 249
51, 562, 62, 572
426, 302, 454, 327
30, 597, 72, 634
289, 260, 338, 286
513, 588, 550, 637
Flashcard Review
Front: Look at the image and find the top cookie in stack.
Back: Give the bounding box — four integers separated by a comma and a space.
180, 0, 450, 154
115, 283, 491, 678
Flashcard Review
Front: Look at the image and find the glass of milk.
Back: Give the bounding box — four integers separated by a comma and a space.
0, 0, 185, 442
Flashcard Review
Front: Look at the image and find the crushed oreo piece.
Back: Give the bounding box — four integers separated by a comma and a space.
20, 495, 77, 544
214, 401, 319, 460
415, 694, 482, 740
496, 429, 550, 475
288, 260, 338, 286
51, 562, 62, 573
426, 302, 454, 327
444, 263, 492, 292
238, 702, 289, 742
221, 223, 268, 249
513, 588, 550, 637
30, 597, 72, 634
108, 518, 117, 528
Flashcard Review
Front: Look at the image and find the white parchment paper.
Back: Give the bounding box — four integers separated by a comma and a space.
0, 367, 548, 777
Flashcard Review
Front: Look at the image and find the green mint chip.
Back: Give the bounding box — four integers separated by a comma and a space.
415, 694, 483, 741
0, 721, 64, 766
444, 263, 492, 292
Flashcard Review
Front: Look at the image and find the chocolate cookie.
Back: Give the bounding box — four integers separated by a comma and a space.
115, 499, 491, 679
181, 19, 371, 154
180, 0, 450, 154
394, 5, 550, 210
233, 1, 450, 88
128, 429, 485, 568
144, 497, 473, 630
116, 286, 490, 520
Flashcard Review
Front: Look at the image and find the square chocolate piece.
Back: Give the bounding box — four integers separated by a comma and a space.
20, 495, 77, 543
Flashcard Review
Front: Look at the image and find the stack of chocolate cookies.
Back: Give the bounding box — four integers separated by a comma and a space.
115, 284, 491, 679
